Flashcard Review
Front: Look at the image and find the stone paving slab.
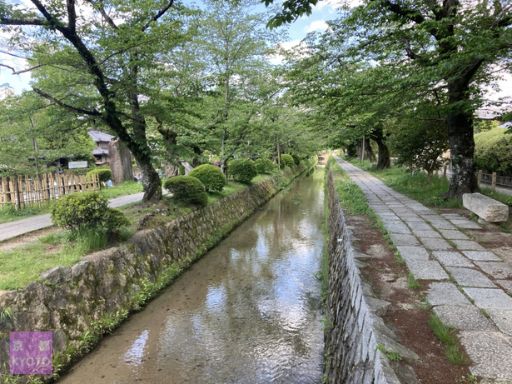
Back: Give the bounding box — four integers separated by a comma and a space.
405, 259, 449, 281
452, 239, 485, 251
497, 280, 512, 294
432, 251, 474, 267
427, 282, 471, 306
411, 229, 441, 238
426, 220, 456, 230
460, 331, 512, 380
487, 310, 512, 336
437, 229, 469, 240
419, 237, 452, 251
462, 251, 502, 261
433, 305, 495, 331
475, 262, 512, 280
396, 246, 429, 260
464, 288, 512, 310
451, 219, 482, 229
446, 267, 496, 288
383, 224, 414, 237
389, 233, 420, 246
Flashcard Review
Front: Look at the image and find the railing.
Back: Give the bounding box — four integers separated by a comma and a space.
478, 170, 512, 190
0, 172, 100, 209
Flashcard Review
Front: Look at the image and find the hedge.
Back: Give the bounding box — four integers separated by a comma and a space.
475, 128, 512, 175
163, 176, 208, 207
189, 164, 226, 192
228, 159, 257, 184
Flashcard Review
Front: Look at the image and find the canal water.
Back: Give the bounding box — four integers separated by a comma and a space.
60, 170, 325, 384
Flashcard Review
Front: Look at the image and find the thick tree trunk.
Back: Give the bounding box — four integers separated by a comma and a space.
371, 127, 391, 169
446, 82, 478, 198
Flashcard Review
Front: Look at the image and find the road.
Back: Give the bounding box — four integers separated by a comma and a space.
0, 192, 144, 243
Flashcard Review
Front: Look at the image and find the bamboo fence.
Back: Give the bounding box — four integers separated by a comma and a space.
0, 172, 100, 209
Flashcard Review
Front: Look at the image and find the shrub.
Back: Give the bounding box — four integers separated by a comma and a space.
228, 159, 257, 184
475, 128, 512, 175
292, 154, 301, 165
87, 167, 112, 182
189, 164, 226, 192
51, 192, 129, 235
163, 176, 208, 206
254, 158, 275, 174
280, 154, 294, 169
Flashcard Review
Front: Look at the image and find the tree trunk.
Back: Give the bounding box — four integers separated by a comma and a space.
446, 82, 478, 198
356, 138, 375, 162
371, 127, 391, 169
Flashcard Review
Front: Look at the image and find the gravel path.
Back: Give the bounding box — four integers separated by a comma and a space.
337, 158, 512, 382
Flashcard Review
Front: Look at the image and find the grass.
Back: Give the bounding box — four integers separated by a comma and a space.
0, 230, 110, 290
98, 181, 143, 199
0, 203, 51, 224
428, 313, 468, 365
377, 343, 403, 362
330, 160, 371, 215
407, 272, 421, 290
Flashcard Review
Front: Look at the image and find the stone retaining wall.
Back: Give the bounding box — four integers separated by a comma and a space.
0, 167, 308, 382
324, 170, 401, 384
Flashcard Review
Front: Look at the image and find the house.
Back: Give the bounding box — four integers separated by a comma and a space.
88, 130, 114, 166
88, 130, 134, 184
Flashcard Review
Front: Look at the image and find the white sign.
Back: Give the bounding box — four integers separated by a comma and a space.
68, 161, 88, 169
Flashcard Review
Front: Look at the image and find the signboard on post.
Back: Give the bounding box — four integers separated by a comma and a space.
68, 161, 88, 169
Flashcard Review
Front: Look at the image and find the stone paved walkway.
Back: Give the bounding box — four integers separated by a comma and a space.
337, 159, 512, 383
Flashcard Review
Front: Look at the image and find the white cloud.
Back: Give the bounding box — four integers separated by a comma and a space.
306, 20, 329, 33
314, 0, 362, 11
268, 40, 310, 65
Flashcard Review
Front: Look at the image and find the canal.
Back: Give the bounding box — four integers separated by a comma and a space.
60, 170, 325, 384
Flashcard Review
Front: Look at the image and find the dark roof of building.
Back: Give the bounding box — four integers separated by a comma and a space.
93, 148, 109, 156
88, 130, 114, 143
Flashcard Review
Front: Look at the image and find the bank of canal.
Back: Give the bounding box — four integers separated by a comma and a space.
59, 170, 325, 384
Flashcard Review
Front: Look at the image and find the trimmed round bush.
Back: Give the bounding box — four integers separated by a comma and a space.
189, 164, 226, 192
51, 192, 129, 234
254, 158, 275, 174
87, 167, 112, 182
164, 176, 208, 207
228, 159, 257, 184
280, 154, 295, 169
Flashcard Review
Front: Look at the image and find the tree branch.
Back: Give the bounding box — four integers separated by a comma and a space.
85, 0, 118, 29
0, 17, 49, 26
33, 87, 102, 116
0, 63, 47, 75
67, 0, 77, 32
142, 0, 175, 31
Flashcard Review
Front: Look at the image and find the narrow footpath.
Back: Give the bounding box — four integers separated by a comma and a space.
0, 193, 144, 242
338, 158, 512, 382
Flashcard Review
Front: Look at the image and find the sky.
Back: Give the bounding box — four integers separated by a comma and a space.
0, 0, 510, 104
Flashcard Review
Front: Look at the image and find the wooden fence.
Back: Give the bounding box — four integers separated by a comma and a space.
478, 170, 512, 190
0, 172, 100, 209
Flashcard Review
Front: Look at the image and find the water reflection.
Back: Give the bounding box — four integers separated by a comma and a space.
59, 170, 325, 384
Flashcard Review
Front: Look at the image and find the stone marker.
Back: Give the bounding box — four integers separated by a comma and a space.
463, 193, 509, 223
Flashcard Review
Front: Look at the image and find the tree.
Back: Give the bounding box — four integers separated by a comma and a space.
0, 92, 93, 175
0, 0, 192, 201
325, 0, 511, 197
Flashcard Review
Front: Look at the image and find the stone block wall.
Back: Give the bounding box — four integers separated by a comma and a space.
324, 170, 401, 384
0, 168, 306, 382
